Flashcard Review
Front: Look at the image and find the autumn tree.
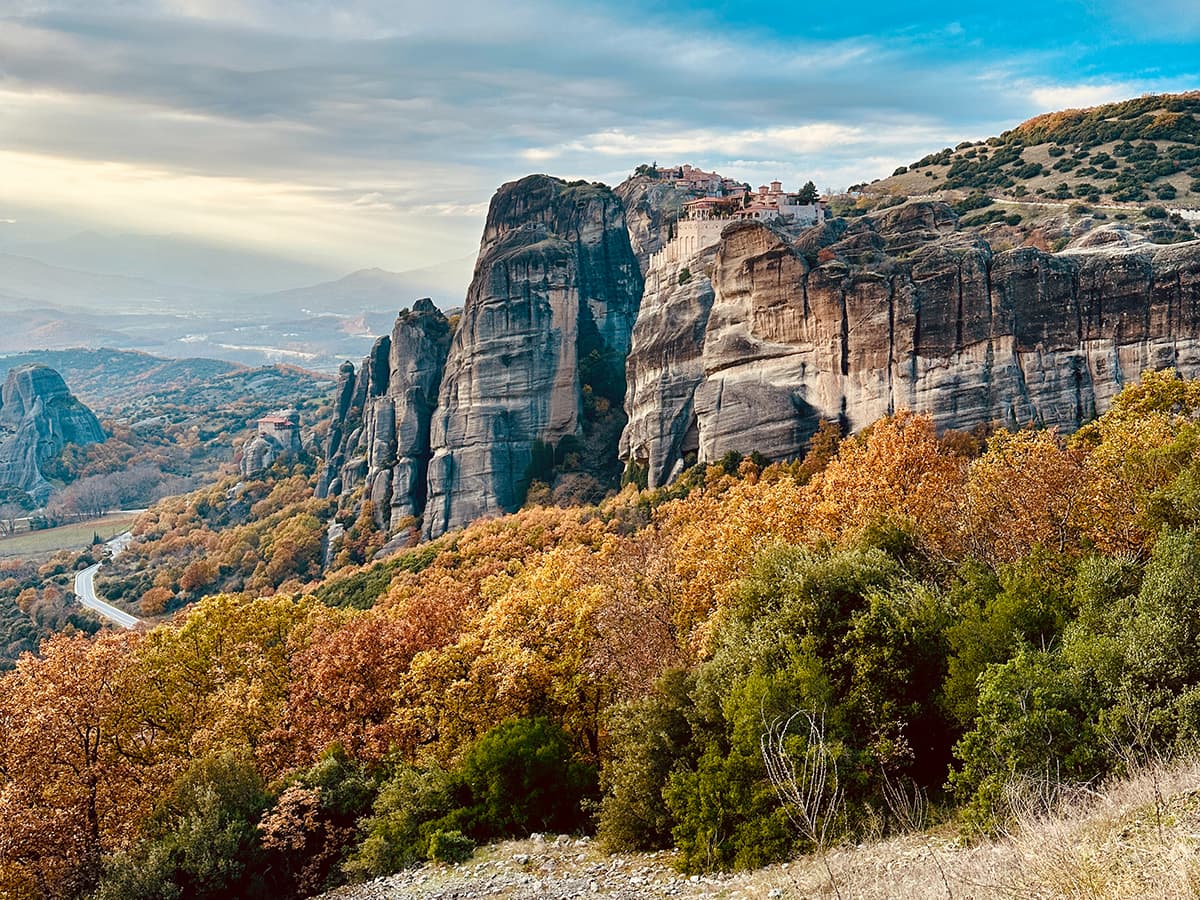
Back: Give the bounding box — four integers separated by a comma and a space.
0, 632, 165, 898
803, 411, 966, 557
959, 428, 1085, 563
268, 610, 415, 770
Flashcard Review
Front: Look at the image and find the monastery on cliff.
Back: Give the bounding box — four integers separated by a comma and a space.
650, 178, 827, 272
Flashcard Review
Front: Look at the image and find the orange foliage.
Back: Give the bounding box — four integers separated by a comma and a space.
659, 470, 808, 651
141, 585, 175, 616
804, 411, 966, 554
960, 428, 1085, 564
0, 632, 166, 897
268, 610, 422, 769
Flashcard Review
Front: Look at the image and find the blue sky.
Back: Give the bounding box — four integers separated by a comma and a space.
0, 0, 1197, 290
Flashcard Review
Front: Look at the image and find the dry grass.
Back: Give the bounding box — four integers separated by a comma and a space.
0, 512, 138, 558
320, 761, 1200, 899
764, 758, 1200, 899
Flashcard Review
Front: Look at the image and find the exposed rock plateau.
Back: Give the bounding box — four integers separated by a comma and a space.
325, 170, 1200, 540
622, 207, 1200, 487
0, 364, 105, 502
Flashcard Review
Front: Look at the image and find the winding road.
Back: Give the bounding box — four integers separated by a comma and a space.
73, 531, 141, 629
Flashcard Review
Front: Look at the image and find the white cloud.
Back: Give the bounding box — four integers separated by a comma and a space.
3, 1, 1185, 282
1029, 83, 1145, 111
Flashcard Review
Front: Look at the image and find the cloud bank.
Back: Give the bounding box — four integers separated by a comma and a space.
0, 0, 1195, 289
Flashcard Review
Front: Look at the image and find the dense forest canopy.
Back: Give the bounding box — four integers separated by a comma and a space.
6, 371, 1200, 896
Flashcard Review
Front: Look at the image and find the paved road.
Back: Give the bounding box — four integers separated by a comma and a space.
73, 531, 141, 629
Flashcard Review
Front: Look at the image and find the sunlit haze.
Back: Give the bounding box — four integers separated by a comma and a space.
1, 0, 1198, 295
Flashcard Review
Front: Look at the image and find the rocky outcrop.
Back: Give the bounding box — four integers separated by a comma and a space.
240, 409, 302, 477
422, 175, 642, 538
619, 233, 719, 488
315, 360, 361, 499
317, 300, 450, 530
620, 207, 1200, 483
322, 170, 1200, 544
0, 364, 105, 502
614, 176, 695, 276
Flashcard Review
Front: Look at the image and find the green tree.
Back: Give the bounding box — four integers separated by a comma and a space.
951, 647, 1101, 831
452, 717, 596, 839
95, 751, 271, 900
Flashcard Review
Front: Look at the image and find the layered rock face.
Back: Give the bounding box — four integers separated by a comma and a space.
614, 176, 694, 275
323, 170, 1200, 544
621, 206, 1200, 485
316, 299, 450, 530
0, 364, 105, 502
422, 176, 642, 538
618, 234, 718, 488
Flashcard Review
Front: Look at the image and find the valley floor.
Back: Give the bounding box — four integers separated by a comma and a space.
323, 759, 1200, 899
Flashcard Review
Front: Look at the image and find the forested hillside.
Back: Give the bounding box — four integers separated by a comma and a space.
5, 371, 1200, 897
877, 92, 1200, 206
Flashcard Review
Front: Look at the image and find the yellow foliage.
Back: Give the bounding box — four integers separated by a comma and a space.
960, 428, 1085, 564
804, 411, 965, 555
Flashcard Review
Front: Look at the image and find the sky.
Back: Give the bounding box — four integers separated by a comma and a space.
1, 0, 1198, 293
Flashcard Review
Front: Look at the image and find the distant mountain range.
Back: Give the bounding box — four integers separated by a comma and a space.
0, 243, 475, 370
6, 230, 344, 294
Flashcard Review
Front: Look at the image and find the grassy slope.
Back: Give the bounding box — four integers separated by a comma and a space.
867, 93, 1200, 210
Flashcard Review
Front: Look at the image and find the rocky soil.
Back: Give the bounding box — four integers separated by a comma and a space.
321, 835, 796, 900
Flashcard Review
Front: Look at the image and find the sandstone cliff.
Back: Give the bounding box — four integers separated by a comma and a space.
619, 205, 1200, 484
316, 299, 450, 530
0, 364, 105, 502
618, 233, 718, 488
422, 176, 642, 538
320, 172, 1200, 545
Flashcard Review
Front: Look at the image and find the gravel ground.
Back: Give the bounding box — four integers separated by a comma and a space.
320, 834, 796, 900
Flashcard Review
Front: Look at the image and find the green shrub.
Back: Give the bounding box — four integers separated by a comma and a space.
1145, 205, 1169, 219
95, 751, 272, 900
944, 557, 1073, 727
454, 717, 596, 839
426, 830, 475, 864
951, 647, 1103, 832
677, 266, 692, 285
659, 542, 957, 871
951, 193, 992, 215
344, 765, 455, 879
598, 670, 695, 851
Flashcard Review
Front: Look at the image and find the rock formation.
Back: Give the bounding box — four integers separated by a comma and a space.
614, 176, 695, 275
618, 233, 719, 488
240, 408, 302, 477
0, 364, 105, 503
322, 168, 1200, 543
620, 206, 1200, 486
317, 299, 451, 530
421, 175, 642, 538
